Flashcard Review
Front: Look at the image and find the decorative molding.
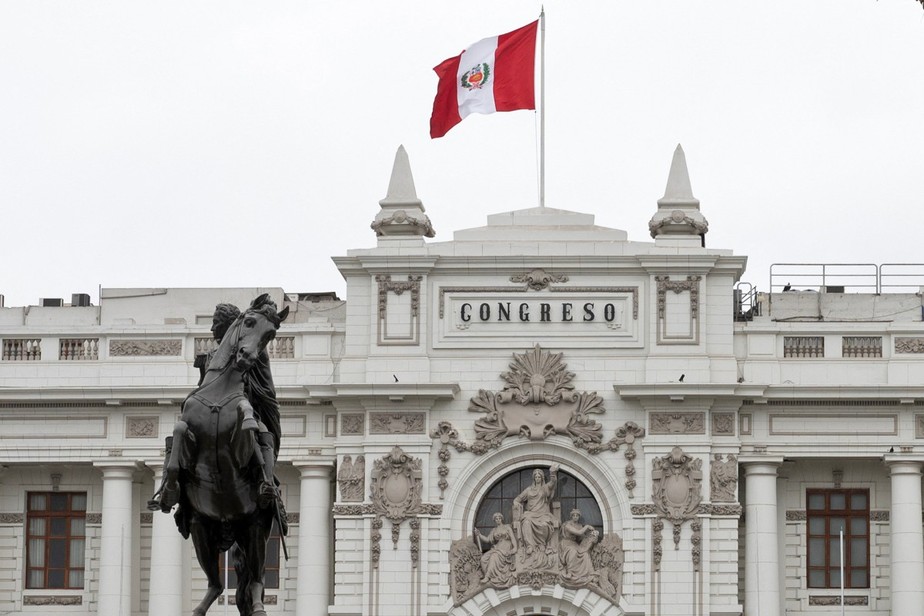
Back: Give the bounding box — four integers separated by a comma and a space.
870, 510, 890, 522
337, 455, 365, 502
369, 412, 425, 434
652, 518, 664, 570
466, 345, 608, 451
896, 337, 924, 354
699, 503, 742, 516
370, 446, 425, 567
23, 595, 83, 606
785, 510, 807, 522
652, 447, 702, 567
509, 269, 568, 290
140, 512, 153, 524
739, 413, 752, 436
341, 413, 364, 436
109, 339, 182, 356
655, 275, 700, 345
431, 421, 458, 498
710, 454, 738, 502
332, 504, 374, 516
808, 595, 868, 606
630, 504, 657, 516
916, 414, 924, 439
126, 416, 158, 438
370, 210, 434, 238
650, 412, 706, 435
286, 512, 300, 525
86, 512, 102, 524
375, 275, 422, 346
711, 412, 735, 436
0, 512, 24, 524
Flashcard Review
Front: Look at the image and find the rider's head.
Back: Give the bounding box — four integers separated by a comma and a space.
211, 303, 241, 342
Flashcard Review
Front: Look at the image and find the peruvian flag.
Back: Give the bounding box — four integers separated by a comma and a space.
430, 20, 538, 139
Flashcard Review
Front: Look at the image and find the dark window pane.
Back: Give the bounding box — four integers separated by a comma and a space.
830, 569, 842, 587
850, 539, 868, 566
808, 518, 825, 535
49, 539, 67, 568
29, 494, 47, 511
808, 569, 826, 587
850, 568, 868, 588
50, 517, 67, 537
850, 517, 867, 536
267, 539, 280, 563
829, 493, 847, 510
829, 517, 846, 534
808, 539, 826, 566
71, 494, 87, 511
850, 492, 867, 510
47, 569, 65, 588
50, 493, 68, 512
264, 570, 279, 588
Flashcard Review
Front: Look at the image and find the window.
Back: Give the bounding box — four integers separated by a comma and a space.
217, 522, 283, 589
26, 492, 87, 589
807, 489, 869, 589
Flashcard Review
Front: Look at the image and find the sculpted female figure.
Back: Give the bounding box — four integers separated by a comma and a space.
475, 512, 518, 587
512, 464, 559, 570
559, 508, 599, 585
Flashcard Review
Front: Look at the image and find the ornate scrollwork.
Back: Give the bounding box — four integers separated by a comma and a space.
651, 447, 703, 567
509, 269, 569, 290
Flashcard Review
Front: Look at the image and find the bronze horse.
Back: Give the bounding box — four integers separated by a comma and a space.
160, 294, 289, 616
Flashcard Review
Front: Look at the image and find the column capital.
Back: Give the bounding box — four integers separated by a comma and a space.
93, 460, 141, 478
740, 457, 784, 475
884, 457, 924, 475
292, 459, 335, 480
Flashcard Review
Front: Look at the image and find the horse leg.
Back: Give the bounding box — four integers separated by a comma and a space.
230, 400, 258, 471
237, 515, 271, 616
190, 517, 223, 616
162, 420, 193, 509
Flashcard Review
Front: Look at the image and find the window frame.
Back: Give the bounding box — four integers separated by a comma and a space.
217, 523, 283, 590
25, 491, 87, 590
806, 488, 870, 589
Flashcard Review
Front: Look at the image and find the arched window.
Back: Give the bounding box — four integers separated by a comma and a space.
473, 467, 603, 538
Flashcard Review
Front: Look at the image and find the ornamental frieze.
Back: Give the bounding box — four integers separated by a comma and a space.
895, 337, 924, 353
650, 412, 705, 435
109, 339, 182, 356
369, 412, 425, 434
710, 454, 738, 502
23, 596, 82, 606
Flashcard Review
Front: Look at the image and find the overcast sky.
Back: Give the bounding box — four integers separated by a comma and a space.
1, 1, 922, 308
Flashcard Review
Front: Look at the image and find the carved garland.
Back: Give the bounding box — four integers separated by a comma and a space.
375, 275, 422, 319
649, 447, 703, 570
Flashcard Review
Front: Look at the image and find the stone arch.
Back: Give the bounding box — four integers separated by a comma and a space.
446, 585, 625, 616
442, 436, 633, 540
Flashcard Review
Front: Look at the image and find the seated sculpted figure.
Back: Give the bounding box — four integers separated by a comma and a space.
512, 464, 559, 570
474, 512, 518, 587
559, 508, 599, 586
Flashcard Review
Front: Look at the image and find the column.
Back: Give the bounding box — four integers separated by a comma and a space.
294, 461, 334, 616
94, 461, 137, 616
743, 461, 781, 616
146, 461, 184, 616
887, 460, 924, 615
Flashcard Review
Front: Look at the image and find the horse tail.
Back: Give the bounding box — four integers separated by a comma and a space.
233, 543, 252, 616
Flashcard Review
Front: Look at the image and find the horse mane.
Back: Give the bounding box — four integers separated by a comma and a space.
204, 315, 245, 374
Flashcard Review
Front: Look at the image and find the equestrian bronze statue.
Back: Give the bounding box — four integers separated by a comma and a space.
149, 294, 289, 616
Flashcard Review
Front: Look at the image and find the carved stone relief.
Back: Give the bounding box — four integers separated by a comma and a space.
710, 454, 738, 502
23, 596, 82, 606
895, 337, 924, 354
369, 412, 425, 434
370, 446, 425, 567
449, 485, 623, 606
341, 413, 364, 436
711, 412, 735, 436
126, 416, 158, 438
509, 269, 569, 290
650, 412, 706, 435
809, 596, 868, 606
651, 447, 703, 570
337, 455, 365, 502
0, 512, 24, 524
109, 339, 182, 356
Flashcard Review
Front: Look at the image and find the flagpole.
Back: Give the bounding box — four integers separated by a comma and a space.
539, 7, 546, 208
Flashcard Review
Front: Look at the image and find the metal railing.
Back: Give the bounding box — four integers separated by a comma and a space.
770, 263, 924, 294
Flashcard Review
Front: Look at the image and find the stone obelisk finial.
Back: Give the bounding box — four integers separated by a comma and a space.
370, 145, 435, 240
648, 144, 709, 245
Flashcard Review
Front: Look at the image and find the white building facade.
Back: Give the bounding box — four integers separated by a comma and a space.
1, 146, 922, 616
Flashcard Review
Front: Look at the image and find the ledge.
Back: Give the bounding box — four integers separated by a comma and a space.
306, 383, 459, 403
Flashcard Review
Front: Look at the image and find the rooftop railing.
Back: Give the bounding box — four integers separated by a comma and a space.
769, 263, 924, 294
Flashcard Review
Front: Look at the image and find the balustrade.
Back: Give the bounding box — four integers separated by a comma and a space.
783, 336, 825, 358
59, 338, 99, 360
842, 336, 883, 358
1, 338, 42, 361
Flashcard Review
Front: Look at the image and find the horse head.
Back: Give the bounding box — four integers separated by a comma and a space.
234, 293, 289, 370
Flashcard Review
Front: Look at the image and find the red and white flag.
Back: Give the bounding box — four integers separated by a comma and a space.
430, 20, 538, 139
